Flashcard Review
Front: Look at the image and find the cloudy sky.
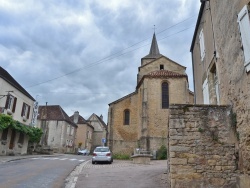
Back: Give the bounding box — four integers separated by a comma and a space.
0, 0, 200, 123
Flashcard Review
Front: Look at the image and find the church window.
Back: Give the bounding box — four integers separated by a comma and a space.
124, 109, 130, 125
160, 65, 164, 70
162, 82, 169, 109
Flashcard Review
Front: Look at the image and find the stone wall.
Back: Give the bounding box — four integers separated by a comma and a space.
168, 104, 237, 188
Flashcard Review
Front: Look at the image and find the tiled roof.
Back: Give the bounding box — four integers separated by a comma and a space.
136, 70, 187, 89
38, 105, 77, 127
148, 70, 187, 77
69, 115, 87, 124
0, 66, 35, 101
69, 115, 94, 129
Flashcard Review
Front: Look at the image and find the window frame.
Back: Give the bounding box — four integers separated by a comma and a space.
5, 94, 17, 113
162, 82, 169, 109
124, 109, 130, 125
21, 103, 30, 119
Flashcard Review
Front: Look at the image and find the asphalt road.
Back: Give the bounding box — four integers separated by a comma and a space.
0, 154, 90, 188
74, 160, 168, 188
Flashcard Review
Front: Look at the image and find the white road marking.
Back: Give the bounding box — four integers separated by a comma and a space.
59, 158, 68, 160
70, 159, 77, 161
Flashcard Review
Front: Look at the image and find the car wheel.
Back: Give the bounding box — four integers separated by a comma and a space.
92, 161, 95, 165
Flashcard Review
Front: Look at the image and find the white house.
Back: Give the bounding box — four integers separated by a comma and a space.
0, 66, 35, 155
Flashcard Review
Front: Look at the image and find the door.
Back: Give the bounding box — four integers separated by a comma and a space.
9, 130, 16, 149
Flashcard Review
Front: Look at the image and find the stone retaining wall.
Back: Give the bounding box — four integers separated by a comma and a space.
168, 104, 237, 188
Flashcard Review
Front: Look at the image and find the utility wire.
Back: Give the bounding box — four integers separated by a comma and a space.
26, 16, 197, 89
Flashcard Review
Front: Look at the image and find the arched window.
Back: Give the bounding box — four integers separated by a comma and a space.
162, 82, 169, 109
124, 109, 130, 125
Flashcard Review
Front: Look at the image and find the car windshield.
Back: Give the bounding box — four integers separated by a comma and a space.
95, 148, 109, 152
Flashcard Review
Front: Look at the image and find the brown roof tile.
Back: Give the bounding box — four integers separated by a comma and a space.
38, 105, 77, 127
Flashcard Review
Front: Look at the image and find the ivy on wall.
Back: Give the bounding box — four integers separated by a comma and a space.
0, 114, 43, 143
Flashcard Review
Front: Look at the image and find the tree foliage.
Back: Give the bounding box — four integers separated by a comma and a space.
157, 145, 167, 160
0, 114, 43, 143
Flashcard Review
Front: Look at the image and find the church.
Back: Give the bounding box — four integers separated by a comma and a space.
107, 33, 194, 155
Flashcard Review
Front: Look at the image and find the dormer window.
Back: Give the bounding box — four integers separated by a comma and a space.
160, 65, 164, 70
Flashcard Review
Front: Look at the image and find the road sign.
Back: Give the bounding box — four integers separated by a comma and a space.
102, 138, 106, 143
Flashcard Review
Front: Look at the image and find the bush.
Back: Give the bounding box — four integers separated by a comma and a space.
157, 145, 167, 160
113, 153, 130, 160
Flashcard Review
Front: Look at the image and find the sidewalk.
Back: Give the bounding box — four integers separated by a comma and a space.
0, 154, 63, 163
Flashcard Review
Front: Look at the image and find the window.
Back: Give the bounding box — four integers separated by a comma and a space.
238, 5, 250, 71
5, 95, 17, 113
70, 127, 74, 136
160, 64, 164, 70
203, 78, 210, 104
124, 109, 130, 125
199, 29, 205, 61
162, 82, 169, 109
21, 103, 30, 119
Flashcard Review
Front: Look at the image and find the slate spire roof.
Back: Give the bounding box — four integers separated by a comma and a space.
143, 33, 162, 59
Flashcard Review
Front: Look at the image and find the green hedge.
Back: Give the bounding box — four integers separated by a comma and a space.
0, 114, 43, 143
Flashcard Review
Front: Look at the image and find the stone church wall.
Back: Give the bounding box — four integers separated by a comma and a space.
108, 93, 139, 155
168, 104, 237, 188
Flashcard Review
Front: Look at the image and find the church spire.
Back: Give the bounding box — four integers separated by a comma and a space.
143, 32, 162, 59
149, 32, 160, 55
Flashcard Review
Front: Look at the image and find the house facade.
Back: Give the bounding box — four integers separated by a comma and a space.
36, 105, 77, 153
70, 111, 94, 151
0, 66, 35, 155
108, 34, 194, 155
191, 0, 250, 185
87, 113, 108, 151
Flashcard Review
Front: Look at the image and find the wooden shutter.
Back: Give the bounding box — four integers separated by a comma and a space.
12, 97, 17, 112
5, 95, 10, 109
27, 105, 30, 119
238, 5, 250, 71
203, 78, 210, 104
199, 29, 205, 60
21, 103, 24, 116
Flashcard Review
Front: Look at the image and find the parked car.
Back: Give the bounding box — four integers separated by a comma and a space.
92, 146, 113, 164
77, 149, 90, 155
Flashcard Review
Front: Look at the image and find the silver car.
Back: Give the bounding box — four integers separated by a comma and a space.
92, 146, 113, 164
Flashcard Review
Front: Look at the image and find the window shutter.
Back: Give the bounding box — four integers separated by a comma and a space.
238, 5, 250, 71
27, 106, 30, 119
21, 103, 24, 116
203, 78, 210, 104
199, 29, 205, 61
5, 95, 10, 109
12, 97, 17, 112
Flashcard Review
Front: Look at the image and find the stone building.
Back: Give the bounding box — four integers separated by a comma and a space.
37, 105, 77, 153
108, 33, 194, 155
0, 66, 35, 155
69, 111, 94, 151
190, 0, 250, 186
87, 113, 108, 151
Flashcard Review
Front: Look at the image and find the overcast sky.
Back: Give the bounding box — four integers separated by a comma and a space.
0, 0, 200, 123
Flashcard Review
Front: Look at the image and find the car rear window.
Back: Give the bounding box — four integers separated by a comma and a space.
95, 148, 109, 152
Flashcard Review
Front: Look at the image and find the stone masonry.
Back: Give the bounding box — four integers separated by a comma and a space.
168, 104, 237, 188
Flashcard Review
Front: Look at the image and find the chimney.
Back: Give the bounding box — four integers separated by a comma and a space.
73, 111, 79, 123
100, 114, 103, 120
